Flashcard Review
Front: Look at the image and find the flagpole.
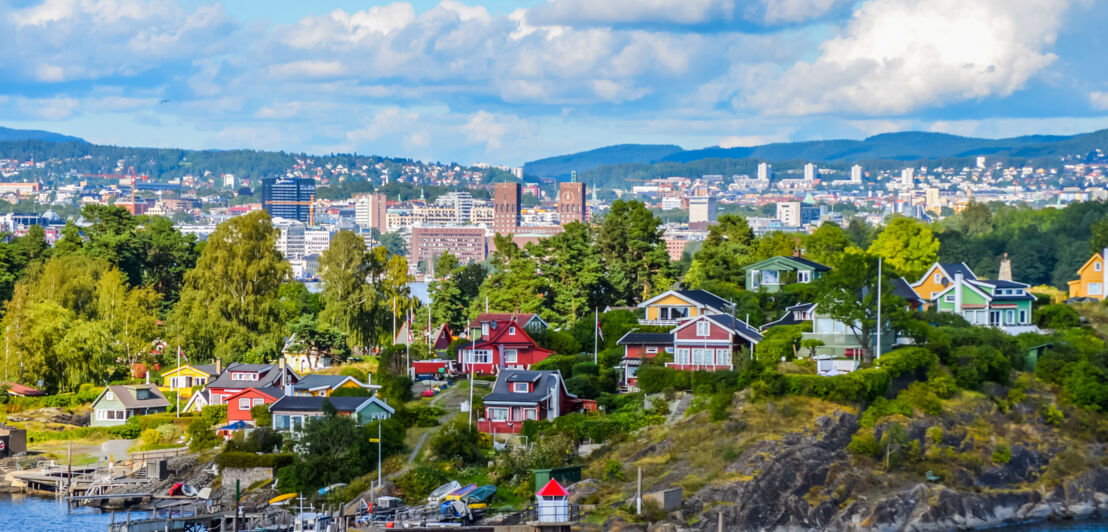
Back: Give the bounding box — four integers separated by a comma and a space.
468, 333, 475, 428
594, 308, 599, 365
175, 346, 181, 418
876, 257, 883, 362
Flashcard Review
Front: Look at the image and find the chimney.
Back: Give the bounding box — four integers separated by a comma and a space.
998, 253, 1012, 282
280, 357, 287, 388
215, 358, 223, 375
954, 273, 963, 313
793, 238, 801, 258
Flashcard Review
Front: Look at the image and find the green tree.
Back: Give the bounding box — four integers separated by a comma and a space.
595, 200, 672, 305
276, 410, 404, 493
804, 222, 854, 267
684, 214, 755, 289
169, 211, 291, 362
95, 268, 161, 368
960, 201, 993, 237
472, 235, 550, 318
1090, 214, 1108, 254
845, 218, 876, 249
751, 231, 802, 263
532, 222, 608, 326
319, 230, 377, 349
868, 217, 940, 279
812, 252, 906, 363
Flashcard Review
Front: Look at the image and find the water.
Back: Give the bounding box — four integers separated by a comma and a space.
991, 518, 1108, 531
0, 493, 151, 532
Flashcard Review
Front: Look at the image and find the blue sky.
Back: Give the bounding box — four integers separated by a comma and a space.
1, 0, 1107, 166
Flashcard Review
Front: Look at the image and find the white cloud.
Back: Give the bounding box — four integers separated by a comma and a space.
17, 96, 80, 120
740, 0, 1070, 116
462, 111, 531, 151
718, 134, 787, 148
267, 60, 346, 79
1091, 91, 1108, 111
346, 107, 421, 143
525, 0, 848, 27
755, 0, 851, 24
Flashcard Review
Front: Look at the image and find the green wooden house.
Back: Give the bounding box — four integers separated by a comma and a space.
91, 384, 170, 427
745, 255, 830, 293
932, 275, 1036, 333
269, 395, 394, 433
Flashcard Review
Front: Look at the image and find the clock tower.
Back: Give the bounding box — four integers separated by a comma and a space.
558, 181, 586, 226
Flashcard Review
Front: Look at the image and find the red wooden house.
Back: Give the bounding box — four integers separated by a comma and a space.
670, 314, 762, 371
225, 387, 285, 426
615, 332, 674, 391
457, 319, 554, 375
478, 369, 588, 434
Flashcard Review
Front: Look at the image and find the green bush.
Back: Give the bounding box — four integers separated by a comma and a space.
428, 421, 484, 466
396, 404, 447, 428
565, 375, 598, 399
571, 361, 599, 377
899, 382, 942, 416
108, 418, 143, 439
251, 404, 272, 427
847, 431, 880, 457
784, 369, 891, 403
1042, 403, 1065, 426
876, 347, 938, 378
330, 387, 371, 397
992, 443, 1012, 464
200, 405, 228, 425
604, 459, 625, 481
215, 452, 295, 470
187, 418, 220, 451
859, 397, 912, 428
708, 393, 732, 421
951, 345, 1010, 390
926, 371, 957, 399
531, 355, 578, 376
394, 464, 451, 500
927, 426, 943, 446
1034, 304, 1080, 330
339, 367, 368, 382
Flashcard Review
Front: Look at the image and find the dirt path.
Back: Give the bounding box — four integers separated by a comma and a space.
403, 382, 468, 467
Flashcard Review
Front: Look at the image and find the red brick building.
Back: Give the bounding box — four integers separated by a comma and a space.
411, 226, 488, 266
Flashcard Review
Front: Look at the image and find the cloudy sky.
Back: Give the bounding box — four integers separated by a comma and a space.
1, 0, 1107, 165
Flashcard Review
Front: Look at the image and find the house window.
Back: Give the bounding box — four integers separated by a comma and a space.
1097, 262, 1102, 272
645, 346, 658, 354
504, 349, 518, 363
760, 270, 779, 285
468, 350, 492, 364
664, 346, 674, 354
239, 398, 251, 410
676, 348, 690, 364
1019, 310, 1027, 324
524, 408, 538, 420
691, 348, 713, 365
252, 398, 264, 407
750, 270, 759, 288
944, 294, 955, 302
509, 326, 516, 335
1090, 283, 1103, 296
717, 349, 732, 366
105, 391, 113, 401
933, 273, 942, 283
489, 408, 509, 421
797, 271, 811, 283
481, 323, 489, 336
696, 321, 711, 336
512, 382, 529, 393
1005, 310, 1014, 324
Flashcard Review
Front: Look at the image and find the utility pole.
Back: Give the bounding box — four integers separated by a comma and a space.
468, 334, 475, 428
876, 257, 883, 361
175, 346, 181, 418
593, 308, 599, 366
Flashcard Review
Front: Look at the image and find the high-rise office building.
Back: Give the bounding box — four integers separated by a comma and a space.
688, 196, 717, 226
900, 168, 915, 188
272, 218, 307, 260
262, 178, 316, 224
355, 193, 387, 233
803, 163, 816, 182
558, 182, 587, 226
411, 227, 488, 267
850, 165, 863, 183
493, 182, 521, 235
757, 162, 772, 181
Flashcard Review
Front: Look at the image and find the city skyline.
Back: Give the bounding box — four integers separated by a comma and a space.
2, 0, 1108, 166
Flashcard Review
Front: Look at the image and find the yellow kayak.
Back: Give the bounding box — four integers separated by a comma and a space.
269, 493, 297, 505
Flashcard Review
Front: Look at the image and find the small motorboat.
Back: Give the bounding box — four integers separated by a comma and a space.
269, 492, 298, 505
317, 483, 347, 496
427, 480, 461, 503
461, 485, 496, 510
443, 483, 477, 501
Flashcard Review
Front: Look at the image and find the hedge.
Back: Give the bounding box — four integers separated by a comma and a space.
784, 368, 891, 403
215, 452, 296, 470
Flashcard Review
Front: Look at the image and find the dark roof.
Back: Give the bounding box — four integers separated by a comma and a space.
760, 303, 815, 330
205, 362, 297, 390
269, 396, 374, 413
675, 290, 730, 310
102, 384, 170, 409
229, 386, 285, 400
891, 278, 923, 302
974, 279, 1030, 289
194, 364, 218, 376
617, 332, 674, 345
745, 255, 831, 272
293, 374, 358, 391
483, 369, 570, 404
940, 262, 977, 281
788, 256, 832, 271
704, 314, 764, 342
467, 313, 543, 329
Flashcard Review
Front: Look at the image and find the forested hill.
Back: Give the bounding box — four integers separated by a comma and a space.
522, 143, 683, 179
525, 129, 1108, 180
0, 126, 86, 144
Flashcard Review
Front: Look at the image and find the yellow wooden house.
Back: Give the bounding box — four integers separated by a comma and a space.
910, 262, 978, 303
636, 289, 731, 325
1068, 251, 1107, 300
159, 362, 219, 398
290, 374, 379, 397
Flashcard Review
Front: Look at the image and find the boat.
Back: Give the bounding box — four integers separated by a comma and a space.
317, 483, 347, 496
461, 485, 497, 510
427, 480, 461, 503
293, 511, 333, 532
269, 492, 298, 505
443, 483, 477, 501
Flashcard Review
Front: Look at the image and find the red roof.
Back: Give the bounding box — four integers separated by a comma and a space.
4, 382, 45, 397
536, 478, 568, 497
468, 313, 537, 328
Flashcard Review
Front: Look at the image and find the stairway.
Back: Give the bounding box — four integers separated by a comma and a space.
666, 393, 693, 425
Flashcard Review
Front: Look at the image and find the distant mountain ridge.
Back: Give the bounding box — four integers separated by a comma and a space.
0, 126, 85, 144
524, 130, 1108, 179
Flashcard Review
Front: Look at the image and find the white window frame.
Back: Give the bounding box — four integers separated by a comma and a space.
797, 270, 811, 283
944, 294, 955, 302
1097, 262, 1102, 272
504, 349, 518, 364
691, 348, 713, 365
509, 326, 516, 335
489, 407, 509, 421
645, 346, 658, 354
716, 349, 732, 366
1005, 310, 1014, 324
750, 270, 759, 288
252, 398, 264, 407
696, 321, 711, 337
512, 382, 529, 393
467, 349, 492, 364
1019, 309, 1027, 324
239, 398, 251, 410
524, 408, 538, 420
933, 273, 942, 283
105, 391, 113, 401
1090, 283, 1103, 296
676, 348, 690, 364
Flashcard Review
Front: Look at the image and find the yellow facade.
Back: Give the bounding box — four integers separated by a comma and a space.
159, 365, 212, 397
1068, 253, 1105, 300
912, 264, 959, 301
645, 293, 704, 321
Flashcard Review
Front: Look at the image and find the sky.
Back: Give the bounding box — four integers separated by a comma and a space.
1, 0, 1108, 166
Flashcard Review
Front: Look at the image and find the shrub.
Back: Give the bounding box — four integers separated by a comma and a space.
1042, 403, 1065, 426
926, 371, 957, 399
200, 405, 228, 426
531, 355, 578, 376
992, 443, 1012, 464
565, 375, 598, 399
339, 367, 368, 382
708, 393, 732, 421
394, 464, 451, 500
1035, 304, 1080, 330
396, 404, 447, 428
604, 459, 625, 481
330, 387, 371, 397
859, 397, 912, 428
951, 345, 1010, 390
571, 361, 599, 377
429, 421, 484, 466
108, 418, 142, 439
876, 347, 938, 378
187, 418, 220, 451
926, 426, 943, 446
900, 382, 942, 416
251, 404, 272, 427
847, 431, 880, 457
379, 376, 414, 404
784, 369, 891, 403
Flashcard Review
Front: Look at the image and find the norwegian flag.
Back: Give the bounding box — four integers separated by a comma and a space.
595, 309, 604, 342
407, 311, 414, 343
